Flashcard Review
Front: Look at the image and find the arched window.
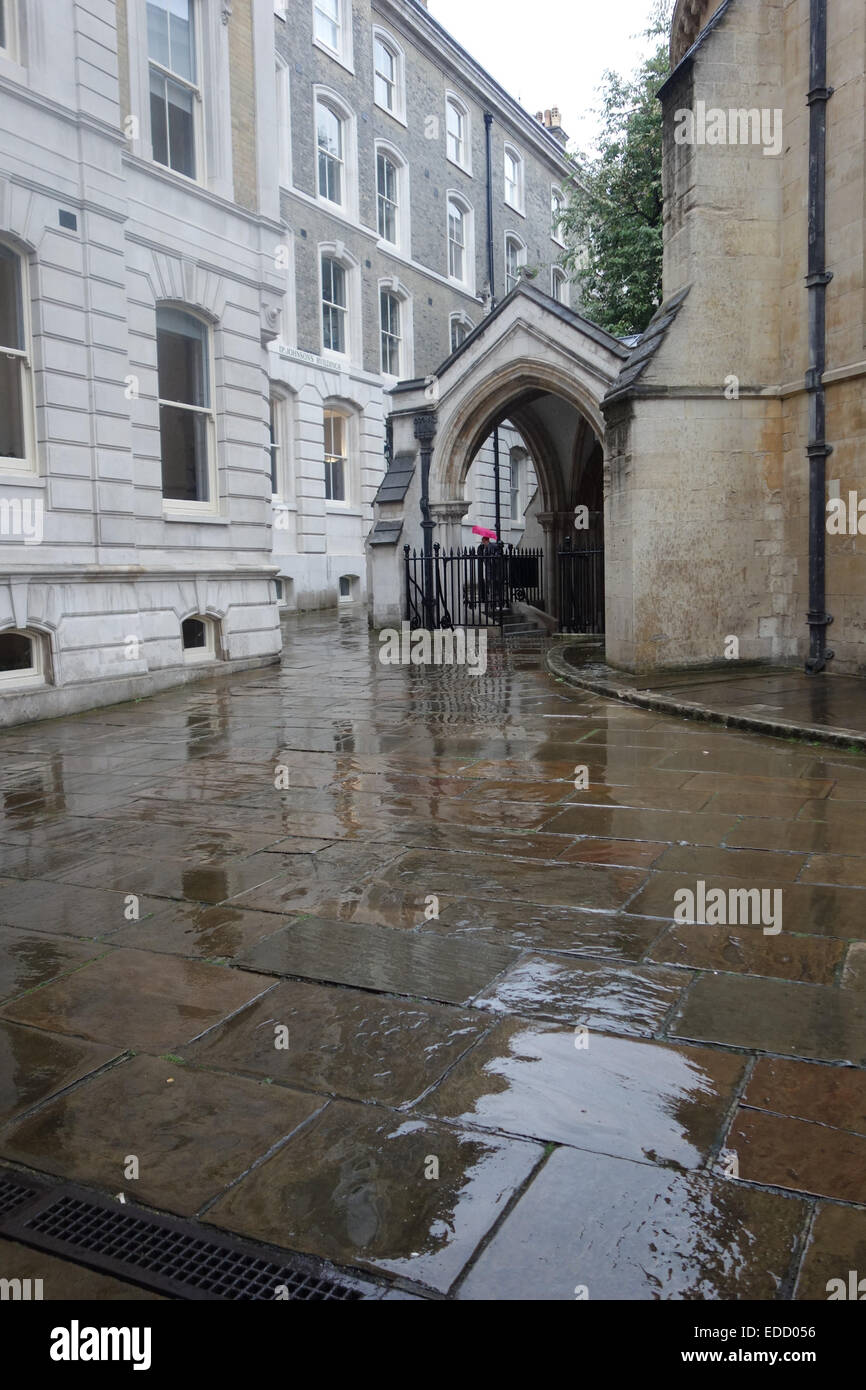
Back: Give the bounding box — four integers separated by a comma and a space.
449, 312, 473, 354
379, 282, 412, 378
156, 306, 216, 511
508, 446, 528, 522
0, 241, 35, 475
321, 255, 347, 355
552, 266, 568, 304
147, 0, 200, 179
446, 95, 470, 172
373, 30, 405, 121
276, 58, 291, 188
505, 234, 526, 293
551, 186, 565, 244
181, 614, 218, 663
323, 406, 352, 504
376, 148, 399, 244
0, 629, 46, 689
504, 145, 524, 213
447, 195, 473, 289
316, 99, 344, 205
269, 390, 293, 500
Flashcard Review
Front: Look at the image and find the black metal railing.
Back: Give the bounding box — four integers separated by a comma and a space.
558, 537, 605, 634
404, 543, 545, 629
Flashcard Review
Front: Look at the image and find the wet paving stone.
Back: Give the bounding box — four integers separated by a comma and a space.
416, 1017, 745, 1166
0, 1054, 324, 1218
0, 949, 275, 1051
206, 1098, 542, 1293
50, 852, 293, 905
0, 1020, 120, 1124
386, 849, 646, 911
105, 902, 290, 960
0, 1239, 164, 1300
457, 1146, 805, 1301
430, 899, 663, 959
843, 943, 866, 990
239, 918, 518, 1005
472, 953, 689, 1036
0, 879, 166, 938
801, 854, 866, 888
645, 923, 844, 984
726, 1107, 866, 1203
626, 871, 866, 940
541, 805, 741, 846
0, 929, 108, 1002
230, 845, 400, 916
741, 1056, 866, 1133
794, 1204, 866, 1300
557, 838, 668, 869
183, 979, 489, 1107
670, 973, 866, 1064
655, 844, 808, 882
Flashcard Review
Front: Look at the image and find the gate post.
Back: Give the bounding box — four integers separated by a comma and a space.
414, 410, 438, 631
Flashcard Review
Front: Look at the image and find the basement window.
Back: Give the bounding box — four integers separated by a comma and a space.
0, 629, 45, 689
182, 615, 216, 663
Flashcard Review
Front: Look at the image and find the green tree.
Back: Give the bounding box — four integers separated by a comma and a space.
558, 3, 672, 337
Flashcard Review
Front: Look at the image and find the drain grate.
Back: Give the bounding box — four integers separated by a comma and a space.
0, 1168, 381, 1301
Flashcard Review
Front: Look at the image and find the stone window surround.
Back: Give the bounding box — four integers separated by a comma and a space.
378, 274, 414, 381
371, 24, 407, 127
276, 55, 292, 190
504, 230, 527, 293
313, 86, 359, 222
322, 397, 360, 509
125, 0, 234, 202
445, 91, 472, 176
447, 191, 475, 294
374, 138, 410, 253
0, 0, 18, 64
503, 143, 525, 217
269, 386, 295, 503
0, 236, 38, 478
0, 625, 47, 690
551, 265, 568, 303
156, 302, 220, 522
550, 184, 565, 246
318, 240, 362, 367
449, 310, 474, 353
312, 0, 354, 75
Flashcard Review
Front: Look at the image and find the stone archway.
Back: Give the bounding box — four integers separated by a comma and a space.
370, 281, 627, 631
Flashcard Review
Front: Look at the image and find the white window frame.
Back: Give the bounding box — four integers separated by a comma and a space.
0, 628, 45, 690
375, 141, 409, 251
372, 27, 406, 125
504, 233, 526, 293
378, 277, 413, 380
551, 185, 565, 246
508, 447, 527, 523
322, 403, 355, 507
276, 57, 292, 189
0, 241, 37, 477
268, 389, 293, 501
146, 0, 204, 184
447, 193, 474, 293
449, 311, 473, 354
313, 88, 357, 219
181, 614, 217, 664
156, 305, 219, 519
319, 243, 361, 365
313, 0, 353, 73
445, 93, 471, 174
0, 0, 19, 65
551, 266, 568, 304
504, 144, 525, 215
274, 0, 288, 17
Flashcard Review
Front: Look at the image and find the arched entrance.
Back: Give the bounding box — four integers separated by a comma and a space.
370, 281, 627, 635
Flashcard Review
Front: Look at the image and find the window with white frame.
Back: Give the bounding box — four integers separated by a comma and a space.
182, 615, 217, 663
0, 0, 18, 61
313, 0, 350, 65
323, 408, 349, 502
504, 145, 524, 213
0, 630, 46, 689
0, 243, 35, 474
276, 59, 291, 188
316, 99, 345, 205
449, 312, 472, 354
446, 96, 470, 171
321, 256, 347, 355
508, 447, 526, 522
447, 196, 472, 286
380, 289, 402, 376
552, 266, 568, 304
551, 186, 565, 244
376, 149, 399, 244
156, 306, 215, 509
505, 235, 526, 293
373, 31, 404, 120
269, 392, 292, 499
147, 0, 200, 180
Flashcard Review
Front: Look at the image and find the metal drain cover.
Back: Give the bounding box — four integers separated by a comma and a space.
0, 1167, 385, 1301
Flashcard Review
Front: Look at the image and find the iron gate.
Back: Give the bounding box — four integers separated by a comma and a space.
404, 543, 545, 629
557, 538, 605, 634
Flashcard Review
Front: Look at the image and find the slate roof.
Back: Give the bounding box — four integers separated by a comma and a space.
367, 519, 405, 547
373, 453, 415, 505
603, 285, 691, 404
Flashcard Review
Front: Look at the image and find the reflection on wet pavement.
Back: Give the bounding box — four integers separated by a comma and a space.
1, 609, 865, 1299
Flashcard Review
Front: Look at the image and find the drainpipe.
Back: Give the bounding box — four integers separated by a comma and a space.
484, 112, 502, 543
805, 0, 834, 673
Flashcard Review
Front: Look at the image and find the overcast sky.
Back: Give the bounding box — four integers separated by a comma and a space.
427, 0, 660, 155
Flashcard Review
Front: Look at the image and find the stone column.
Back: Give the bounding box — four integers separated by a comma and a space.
431, 500, 471, 554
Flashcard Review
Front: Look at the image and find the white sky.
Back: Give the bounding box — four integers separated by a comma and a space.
427, 0, 661, 155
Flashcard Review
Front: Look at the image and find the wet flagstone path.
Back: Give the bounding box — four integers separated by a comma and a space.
1, 611, 866, 1299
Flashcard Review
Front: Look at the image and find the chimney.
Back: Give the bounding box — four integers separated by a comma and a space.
535, 107, 568, 147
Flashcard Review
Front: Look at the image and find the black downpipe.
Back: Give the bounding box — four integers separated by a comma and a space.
805, 0, 834, 672
484, 113, 502, 542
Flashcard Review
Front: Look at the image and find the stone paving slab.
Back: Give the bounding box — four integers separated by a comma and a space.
0, 1238, 164, 1300
794, 1204, 866, 1299
0, 1020, 120, 1125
